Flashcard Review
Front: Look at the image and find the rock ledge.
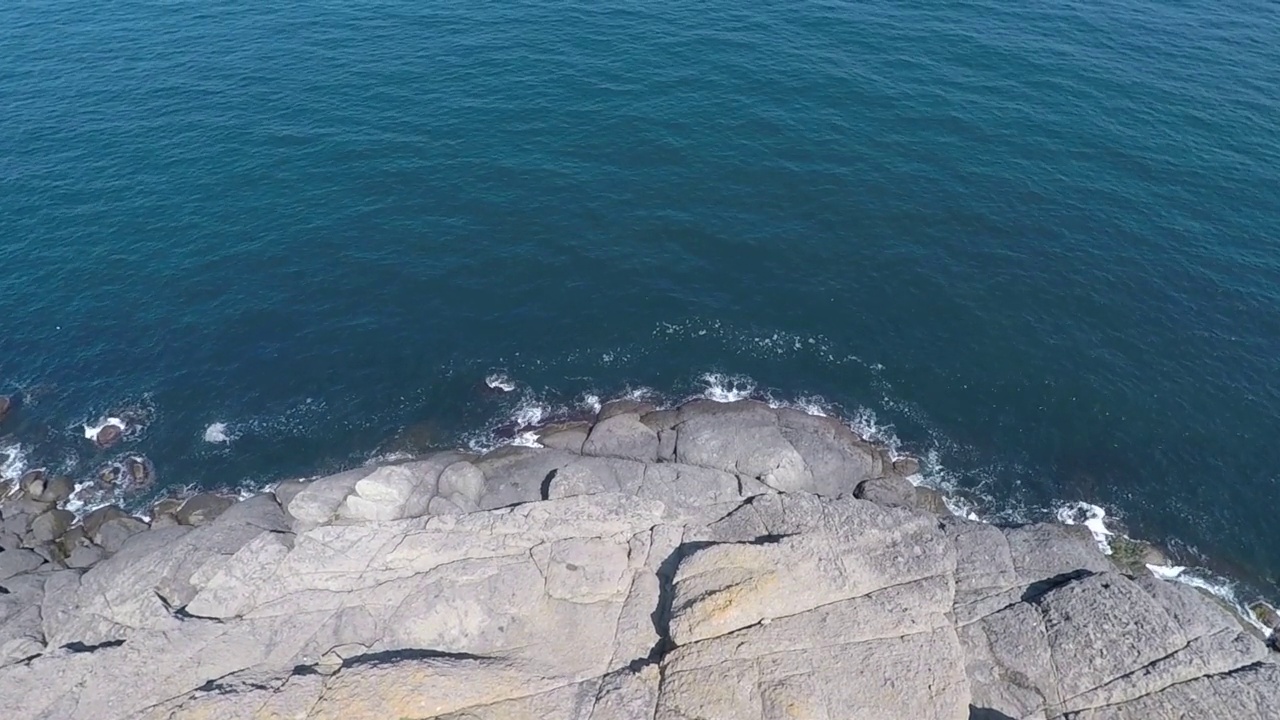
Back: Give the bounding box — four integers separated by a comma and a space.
0, 399, 1275, 719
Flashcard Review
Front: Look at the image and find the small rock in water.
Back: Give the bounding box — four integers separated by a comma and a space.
124, 456, 154, 489
892, 457, 921, 476
1251, 602, 1280, 631
0, 395, 11, 422
99, 464, 122, 486
96, 424, 124, 448
19, 469, 47, 499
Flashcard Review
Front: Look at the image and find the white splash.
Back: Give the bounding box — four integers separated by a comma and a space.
365, 450, 415, 465
1056, 501, 1115, 554
700, 373, 755, 402
624, 386, 656, 401
203, 422, 233, 444
485, 373, 517, 392
63, 480, 101, 515
1146, 565, 1272, 635
511, 401, 547, 428
511, 431, 544, 448
760, 392, 831, 418
1146, 563, 1189, 580
581, 394, 603, 414
83, 416, 127, 440
0, 441, 28, 486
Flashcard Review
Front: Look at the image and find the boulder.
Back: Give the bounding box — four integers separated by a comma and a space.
148, 498, 183, 528
285, 467, 373, 531
893, 456, 921, 476
28, 509, 74, 544
854, 474, 917, 509
338, 455, 468, 522
1251, 602, 1280, 631
123, 455, 155, 490
92, 515, 149, 553
65, 543, 107, 569
272, 478, 310, 513
583, 413, 661, 462
18, 470, 47, 500
35, 475, 75, 505
537, 422, 591, 454
176, 494, 235, 526
211, 493, 289, 533
435, 461, 486, 513
82, 505, 131, 538
95, 424, 123, 448
598, 399, 656, 421
0, 547, 43, 580
674, 401, 812, 492
0, 512, 32, 539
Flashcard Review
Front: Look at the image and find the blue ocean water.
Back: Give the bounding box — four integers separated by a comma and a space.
2, 1, 1278, 600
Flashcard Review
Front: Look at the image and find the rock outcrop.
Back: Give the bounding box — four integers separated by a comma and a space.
0, 399, 1275, 719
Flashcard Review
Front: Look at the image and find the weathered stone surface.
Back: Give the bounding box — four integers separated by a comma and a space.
34, 475, 74, 505
0, 399, 1275, 720
91, 515, 149, 553
176, 493, 235, 526
81, 505, 130, 538
854, 473, 917, 508
95, 424, 123, 448
28, 509, 74, 544
285, 467, 373, 531
537, 422, 590, 454
0, 548, 43, 580
339, 454, 470, 522
582, 413, 660, 462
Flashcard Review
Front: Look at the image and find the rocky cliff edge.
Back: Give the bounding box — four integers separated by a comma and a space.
1, 399, 1277, 719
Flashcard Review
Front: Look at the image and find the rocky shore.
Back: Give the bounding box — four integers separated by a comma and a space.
2, 398, 1278, 719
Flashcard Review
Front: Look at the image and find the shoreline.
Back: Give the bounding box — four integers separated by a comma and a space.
1, 378, 1277, 637
2, 395, 1277, 718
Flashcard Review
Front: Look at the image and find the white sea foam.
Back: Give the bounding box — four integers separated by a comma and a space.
1055, 501, 1115, 554
0, 441, 28, 487
63, 480, 101, 515
203, 422, 233, 444
624, 386, 657, 402
1146, 565, 1272, 634
82, 416, 127, 440
758, 390, 832, 418
465, 393, 561, 453
511, 431, 544, 448
511, 401, 547, 428
365, 450, 415, 465
581, 394, 603, 414
485, 373, 517, 393
700, 373, 756, 402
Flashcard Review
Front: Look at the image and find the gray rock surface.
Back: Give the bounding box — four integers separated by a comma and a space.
176, 493, 236, 526
0, 399, 1273, 719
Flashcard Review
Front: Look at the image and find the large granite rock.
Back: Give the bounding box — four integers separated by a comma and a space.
0, 399, 1274, 719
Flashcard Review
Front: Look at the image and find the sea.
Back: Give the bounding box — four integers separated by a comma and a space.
2, 1, 1278, 615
